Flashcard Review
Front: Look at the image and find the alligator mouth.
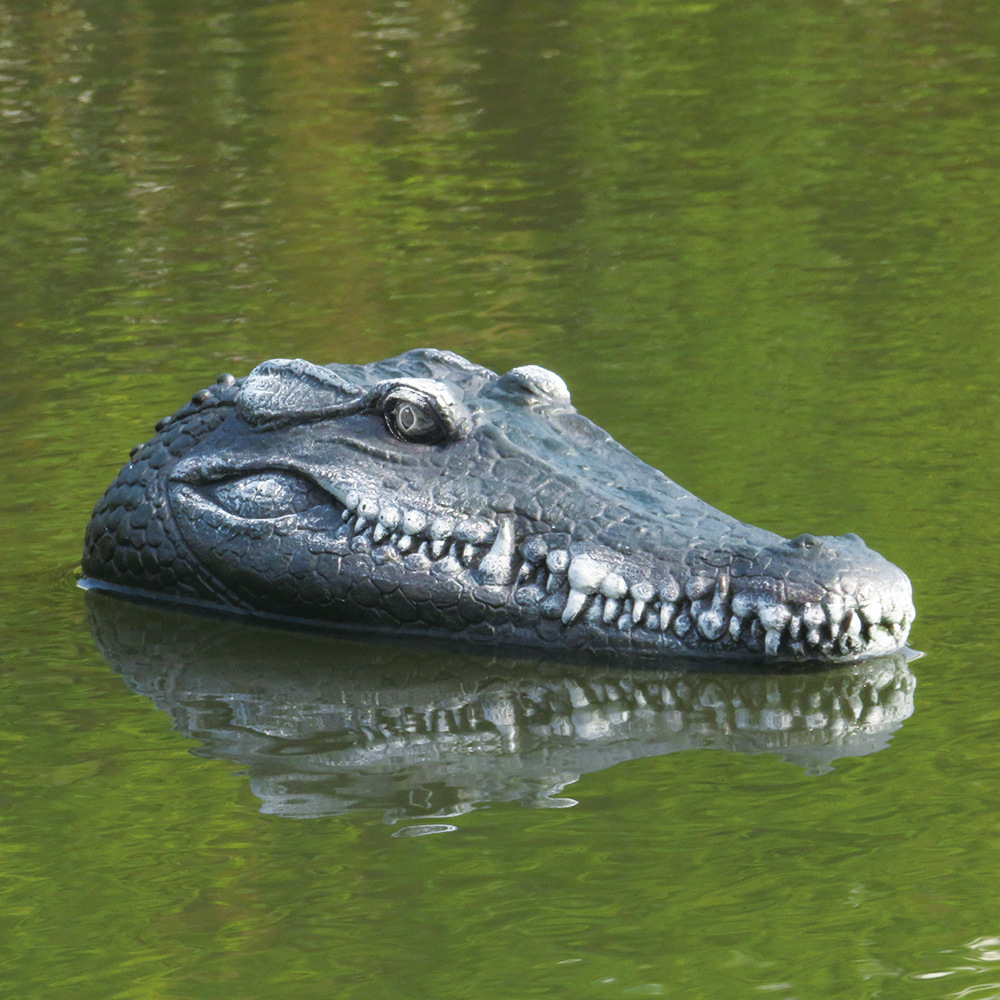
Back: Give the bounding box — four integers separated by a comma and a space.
332, 496, 914, 661
172, 476, 913, 661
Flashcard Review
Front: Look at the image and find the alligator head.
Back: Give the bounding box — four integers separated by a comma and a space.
82, 348, 915, 661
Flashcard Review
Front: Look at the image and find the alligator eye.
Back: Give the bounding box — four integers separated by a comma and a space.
387, 399, 444, 442
383, 394, 448, 444
377, 378, 472, 444
209, 472, 328, 520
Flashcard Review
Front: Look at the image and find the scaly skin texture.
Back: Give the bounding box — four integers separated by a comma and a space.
81, 349, 915, 661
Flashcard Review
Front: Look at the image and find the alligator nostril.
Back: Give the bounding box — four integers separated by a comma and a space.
789, 533, 822, 549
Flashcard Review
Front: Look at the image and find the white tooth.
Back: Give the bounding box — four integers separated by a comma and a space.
765, 629, 782, 657
431, 538, 447, 559
697, 610, 727, 641
803, 603, 826, 627
461, 543, 476, 566
660, 602, 676, 631
732, 592, 757, 619
844, 611, 861, 639
673, 612, 692, 638
517, 563, 532, 581
824, 593, 845, 624
341, 508, 352, 522
632, 600, 646, 624
562, 589, 587, 624
729, 615, 742, 640
373, 523, 388, 543
858, 600, 882, 625
600, 573, 627, 599
546, 573, 561, 593
807, 627, 822, 646
568, 553, 608, 594
759, 604, 791, 631
379, 507, 400, 531
477, 518, 517, 585
788, 615, 803, 640
603, 598, 620, 623
617, 613, 632, 632
397, 534, 413, 553
401, 509, 426, 536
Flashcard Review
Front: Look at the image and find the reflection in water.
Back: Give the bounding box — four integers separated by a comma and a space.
87, 591, 917, 825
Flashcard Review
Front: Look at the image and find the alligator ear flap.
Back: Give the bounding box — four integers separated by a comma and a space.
238, 359, 367, 426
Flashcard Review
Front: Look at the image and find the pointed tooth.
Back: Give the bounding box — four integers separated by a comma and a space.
603, 598, 620, 623
845, 611, 863, 639
731, 591, 757, 619
568, 553, 608, 594
759, 604, 791, 631
803, 602, 826, 627
697, 608, 727, 641
431, 538, 447, 559
807, 627, 822, 647
632, 600, 646, 624
401, 509, 426, 536
660, 602, 676, 631
461, 543, 477, 566
824, 593, 845, 625
728, 615, 742, 640
764, 629, 782, 657
562, 589, 587, 624
517, 562, 532, 581
673, 611, 692, 638
341, 508, 352, 522
396, 534, 414, 553
379, 507, 400, 531
788, 614, 803, 640
373, 523, 388, 544
858, 599, 882, 625
477, 518, 517, 585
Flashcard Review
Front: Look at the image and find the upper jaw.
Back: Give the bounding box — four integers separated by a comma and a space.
511, 534, 914, 661
324, 490, 914, 661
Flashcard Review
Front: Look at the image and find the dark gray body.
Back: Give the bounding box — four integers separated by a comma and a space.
82, 349, 914, 662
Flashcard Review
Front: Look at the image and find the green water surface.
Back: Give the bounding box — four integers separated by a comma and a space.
2, 1, 999, 998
